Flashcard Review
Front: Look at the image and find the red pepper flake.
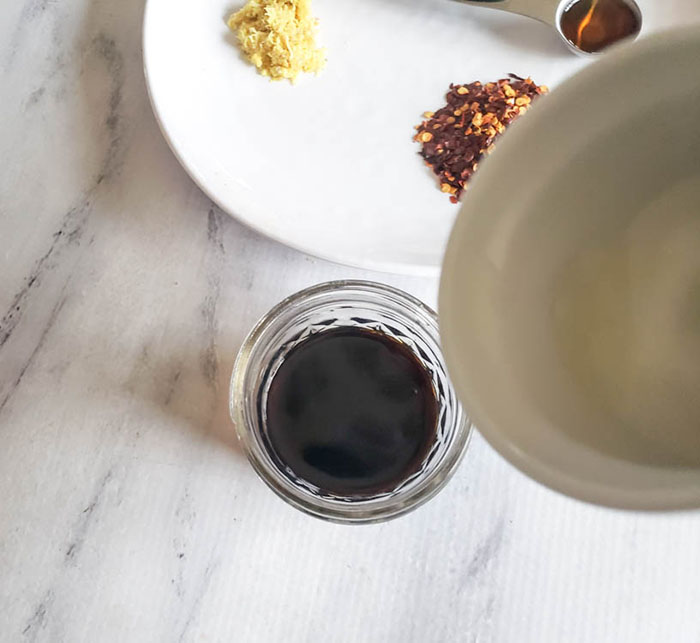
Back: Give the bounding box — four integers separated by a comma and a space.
414, 75, 548, 203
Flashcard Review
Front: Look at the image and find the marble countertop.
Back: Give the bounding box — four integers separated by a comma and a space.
2, 1, 700, 641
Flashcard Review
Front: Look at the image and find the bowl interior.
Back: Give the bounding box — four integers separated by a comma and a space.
439, 27, 700, 509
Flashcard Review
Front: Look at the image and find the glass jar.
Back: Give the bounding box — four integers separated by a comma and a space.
230, 280, 471, 524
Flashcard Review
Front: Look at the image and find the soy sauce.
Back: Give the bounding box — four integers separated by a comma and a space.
265, 328, 438, 496
559, 0, 641, 53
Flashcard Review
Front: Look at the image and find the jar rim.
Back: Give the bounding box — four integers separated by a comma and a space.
230, 280, 472, 524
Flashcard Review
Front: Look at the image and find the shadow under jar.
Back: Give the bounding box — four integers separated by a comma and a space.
230, 281, 471, 523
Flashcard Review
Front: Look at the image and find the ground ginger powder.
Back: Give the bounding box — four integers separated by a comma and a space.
227, 0, 325, 82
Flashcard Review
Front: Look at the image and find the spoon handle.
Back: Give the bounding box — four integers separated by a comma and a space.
455, 0, 558, 26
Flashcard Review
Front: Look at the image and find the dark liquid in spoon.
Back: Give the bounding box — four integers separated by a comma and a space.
265, 328, 438, 496
560, 0, 641, 53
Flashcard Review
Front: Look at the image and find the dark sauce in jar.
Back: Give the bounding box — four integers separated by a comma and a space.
265, 328, 438, 496
559, 0, 641, 53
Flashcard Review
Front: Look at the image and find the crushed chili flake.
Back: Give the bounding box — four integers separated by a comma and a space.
414, 75, 548, 203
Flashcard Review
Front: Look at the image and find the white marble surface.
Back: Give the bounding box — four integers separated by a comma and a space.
2, 1, 700, 641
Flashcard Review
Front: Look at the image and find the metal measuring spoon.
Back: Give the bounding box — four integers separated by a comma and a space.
456, 0, 642, 55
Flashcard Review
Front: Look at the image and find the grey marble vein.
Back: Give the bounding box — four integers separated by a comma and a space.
172, 487, 196, 600
21, 589, 53, 641
5, 0, 52, 70
176, 560, 220, 643
64, 468, 114, 565
0, 31, 126, 357
0, 201, 89, 350
0, 25, 130, 424
24, 86, 45, 109
0, 290, 68, 416
461, 514, 506, 587
16, 468, 115, 640
206, 206, 226, 254
164, 368, 183, 407
199, 208, 226, 389
91, 33, 126, 185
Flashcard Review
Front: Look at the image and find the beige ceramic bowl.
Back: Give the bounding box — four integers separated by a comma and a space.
439, 26, 700, 510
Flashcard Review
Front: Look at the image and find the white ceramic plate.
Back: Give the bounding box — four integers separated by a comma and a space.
143, 0, 686, 273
